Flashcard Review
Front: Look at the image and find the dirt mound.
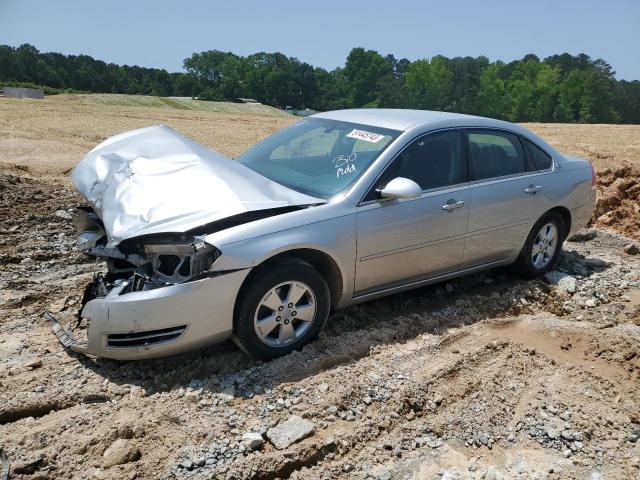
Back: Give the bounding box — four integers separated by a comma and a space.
594, 164, 640, 240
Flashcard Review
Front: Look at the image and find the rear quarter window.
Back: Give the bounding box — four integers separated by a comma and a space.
524, 138, 553, 170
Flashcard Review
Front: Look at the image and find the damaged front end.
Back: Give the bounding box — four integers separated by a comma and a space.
47, 207, 227, 358
47, 125, 322, 359
73, 206, 221, 286
73, 205, 222, 294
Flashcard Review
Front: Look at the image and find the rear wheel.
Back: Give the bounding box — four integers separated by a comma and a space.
511, 212, 564, 279
233, 261, 330, 360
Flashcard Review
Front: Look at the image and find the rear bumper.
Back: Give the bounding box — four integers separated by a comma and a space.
47, 269, 249, 360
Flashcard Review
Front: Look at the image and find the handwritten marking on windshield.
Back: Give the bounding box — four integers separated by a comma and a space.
333, 152, 357, 178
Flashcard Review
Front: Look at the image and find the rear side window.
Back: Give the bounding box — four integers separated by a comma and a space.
467, 130, 535, 181
523, 138, 553, 170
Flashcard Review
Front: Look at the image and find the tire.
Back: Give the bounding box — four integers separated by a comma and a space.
510, 212, 565, 279
233, 260, 330, 360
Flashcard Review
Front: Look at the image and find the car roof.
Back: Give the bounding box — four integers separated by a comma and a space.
312, 108, 506, 132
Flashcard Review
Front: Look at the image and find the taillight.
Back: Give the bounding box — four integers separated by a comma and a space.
590, 162, 597, 187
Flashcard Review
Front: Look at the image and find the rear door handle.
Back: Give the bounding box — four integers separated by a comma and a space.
525, 184, 542, 194
442, 200, 465, 211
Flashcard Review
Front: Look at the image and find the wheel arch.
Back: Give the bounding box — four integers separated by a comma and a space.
233, 247, 345, 327
544, 206, 572, 240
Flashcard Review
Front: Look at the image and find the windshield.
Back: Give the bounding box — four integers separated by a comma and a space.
237, 118, 401, 199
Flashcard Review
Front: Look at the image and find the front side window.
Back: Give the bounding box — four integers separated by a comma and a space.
237, 118, 400, 199
467, 130, 535, 181
523, 138, 553, 170
371, 129, 464, 198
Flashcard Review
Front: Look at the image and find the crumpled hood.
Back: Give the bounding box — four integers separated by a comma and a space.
72, 125, 323, 245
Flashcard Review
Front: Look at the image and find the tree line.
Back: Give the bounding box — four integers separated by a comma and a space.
1, 43, 639, 124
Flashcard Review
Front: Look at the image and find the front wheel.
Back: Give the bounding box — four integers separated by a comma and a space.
511, 213, 565, 279
233, 261, 330, 360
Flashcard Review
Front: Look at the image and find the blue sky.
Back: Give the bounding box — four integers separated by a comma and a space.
1, 0, 638, 80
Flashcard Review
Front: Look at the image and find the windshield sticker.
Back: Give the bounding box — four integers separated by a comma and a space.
333, 152, 357, 178
346, 129, 385, 144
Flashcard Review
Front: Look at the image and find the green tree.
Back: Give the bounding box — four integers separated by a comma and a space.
344, 48, 391, 107
404, 56, 453, 110
477, 62, 508, 119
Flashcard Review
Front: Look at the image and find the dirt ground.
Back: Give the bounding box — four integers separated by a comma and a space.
1, 96, 640, 480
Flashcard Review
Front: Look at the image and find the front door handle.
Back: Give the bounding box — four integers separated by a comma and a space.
442, 200, 465, 211
525, 184, 542, 194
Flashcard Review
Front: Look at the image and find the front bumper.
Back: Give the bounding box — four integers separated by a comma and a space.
47, 269, 249, 360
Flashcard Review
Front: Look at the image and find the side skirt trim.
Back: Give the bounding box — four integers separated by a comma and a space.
352, 258, 511, 304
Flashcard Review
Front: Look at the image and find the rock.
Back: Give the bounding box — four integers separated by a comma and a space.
218, 386, 235, 402
11, 456, 46, 475
102, 439, 141, 467
624, 243, 638, 255
425, 436, 444, 448
580, 257, 608, 268
180, 459, 193, 470
363, 395, 372, 405
568, 229, 597, 242
368, 372, 381, 382
29, 473, 49, 480
545, 427, 559, 440
242, 432, 265, 450
585, 299, 597, 308
194, 457, 206, 467
266, 415, 315, 450
25, 357, 43, 369
477, 433, 490, 446
544, 272, 577, 294
54, 209, 72, 220
317, 383, 329, 393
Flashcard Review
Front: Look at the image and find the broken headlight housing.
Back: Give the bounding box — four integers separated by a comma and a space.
142, 236, 221, 284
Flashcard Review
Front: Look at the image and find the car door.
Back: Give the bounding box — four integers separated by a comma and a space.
354, 129, 470, 294
461, 129, 547, 268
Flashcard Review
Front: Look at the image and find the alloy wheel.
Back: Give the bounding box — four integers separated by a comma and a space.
253, 281, 317, 347
531, 222, 558, 269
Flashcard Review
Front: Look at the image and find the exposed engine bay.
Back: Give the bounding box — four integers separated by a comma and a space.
73, 206, 222, 303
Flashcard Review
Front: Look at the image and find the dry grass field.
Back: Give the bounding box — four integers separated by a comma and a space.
2, 95, 638, 176
1, 95, 640, 479
525, 123, 640, 171
0, 95, 294, 175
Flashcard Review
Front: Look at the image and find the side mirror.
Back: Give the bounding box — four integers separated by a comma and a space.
378, 177, 422, 200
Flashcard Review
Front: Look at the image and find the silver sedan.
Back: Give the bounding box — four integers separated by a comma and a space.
48, 109, 596, 360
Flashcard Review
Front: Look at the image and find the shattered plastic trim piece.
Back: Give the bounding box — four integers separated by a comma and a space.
45, 311, 89, 354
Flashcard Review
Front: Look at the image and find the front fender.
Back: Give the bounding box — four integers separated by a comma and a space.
209, 214, 356, 308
